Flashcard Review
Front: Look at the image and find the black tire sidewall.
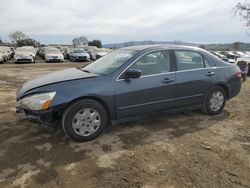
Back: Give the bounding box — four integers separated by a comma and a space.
204, 86, 226, 115
62, 100, 107, 142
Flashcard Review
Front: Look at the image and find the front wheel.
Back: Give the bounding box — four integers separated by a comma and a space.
62, 99, 108, 142
202, 86, 226, 115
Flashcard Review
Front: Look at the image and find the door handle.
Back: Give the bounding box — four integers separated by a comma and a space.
206, 72, 215, 76
162, 78, 174, 83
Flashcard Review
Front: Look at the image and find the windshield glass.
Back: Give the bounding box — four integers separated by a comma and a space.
83, 49, 137, 75
73, 49, 86, 53
46, 49, 60, 53
15, 48, 30, 53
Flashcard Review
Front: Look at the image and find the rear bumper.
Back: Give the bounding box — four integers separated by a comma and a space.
45, 59, 64, 62
15, 58, 33, 63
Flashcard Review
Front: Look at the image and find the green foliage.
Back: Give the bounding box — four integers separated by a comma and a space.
88, 40, 102, 48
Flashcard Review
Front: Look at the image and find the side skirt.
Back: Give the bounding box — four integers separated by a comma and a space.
111, 104, 202, 126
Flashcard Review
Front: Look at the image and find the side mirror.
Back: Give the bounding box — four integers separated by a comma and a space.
125, 69, 141, 79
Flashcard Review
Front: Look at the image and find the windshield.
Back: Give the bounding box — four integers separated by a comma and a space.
15, 48, 30, 53
83, 49, 137, 75
46, 49, 60, 53
73, 49, 86, 53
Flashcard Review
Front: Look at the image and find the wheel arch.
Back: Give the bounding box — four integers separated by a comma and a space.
215, 83, 229, 99
62, 96, 112, 121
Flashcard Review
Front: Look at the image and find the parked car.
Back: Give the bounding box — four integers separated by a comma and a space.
44, 48, 64, 63
232, 51, 245, 57
60, 47, 71, 60
14, 47, 35, 63
210, 51, 229, 62
16, 45, 241, 142
21, 46, 36, 59
0, 46, 11, 62
70, 48, 90, 62
219, 51, 238, 64
236, 55, 250, 75
91, 48, 112, 60
0, 54, 4, 63
39, 47, 50, 59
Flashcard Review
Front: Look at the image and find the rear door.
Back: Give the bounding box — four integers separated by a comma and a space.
114, 50, 176, 119
174, 50, 217, 108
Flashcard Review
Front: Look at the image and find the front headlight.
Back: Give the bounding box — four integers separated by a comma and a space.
16, 92, 56, 111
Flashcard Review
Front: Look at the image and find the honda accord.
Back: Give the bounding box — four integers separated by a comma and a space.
16, 45, 241, 142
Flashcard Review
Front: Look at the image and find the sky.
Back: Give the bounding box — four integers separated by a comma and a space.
0, 0, 248, 44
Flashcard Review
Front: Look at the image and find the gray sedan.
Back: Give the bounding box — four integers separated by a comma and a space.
16, 45, 241, 142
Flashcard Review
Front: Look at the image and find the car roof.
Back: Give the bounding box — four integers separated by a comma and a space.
121, 44, 201, 51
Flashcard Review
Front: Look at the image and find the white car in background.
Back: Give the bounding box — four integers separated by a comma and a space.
14, 47, 35, 63
91, 48, 112, 60
0, 54, 4, 63
44, 48, 64, 63
219, 51, 238, 64
0, 46, 11, 62
21, 46, 36, 59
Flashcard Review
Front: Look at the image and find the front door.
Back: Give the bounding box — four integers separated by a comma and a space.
114, 50, 176, 119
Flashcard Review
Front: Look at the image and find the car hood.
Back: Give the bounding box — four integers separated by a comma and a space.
17, 68, 98, 98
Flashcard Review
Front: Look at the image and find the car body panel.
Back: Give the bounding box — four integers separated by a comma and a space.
115, 72, 176, 118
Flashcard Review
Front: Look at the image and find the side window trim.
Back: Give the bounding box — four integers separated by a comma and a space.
117, 49, 173, 80
202, 54, 216, 67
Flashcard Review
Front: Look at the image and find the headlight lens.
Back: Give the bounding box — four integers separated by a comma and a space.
16, 92, 56, 111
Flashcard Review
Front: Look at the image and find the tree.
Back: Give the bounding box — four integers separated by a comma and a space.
8, 31, 40, 47
17, 38, 40, 47
234, 2, 250, 28
232, 42, 241, 51
72, 36, 88, 47
88, 40, 102, 48
8, 31, 27, 44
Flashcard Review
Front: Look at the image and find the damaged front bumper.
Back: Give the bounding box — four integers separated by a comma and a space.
16, 108, 59, 129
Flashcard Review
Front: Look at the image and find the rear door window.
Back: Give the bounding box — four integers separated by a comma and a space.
175, 50, 205, 71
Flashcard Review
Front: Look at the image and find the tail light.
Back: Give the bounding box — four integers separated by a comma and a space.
235, 70, 241, 78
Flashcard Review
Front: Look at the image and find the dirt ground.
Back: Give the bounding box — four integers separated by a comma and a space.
0, 62, 250, 188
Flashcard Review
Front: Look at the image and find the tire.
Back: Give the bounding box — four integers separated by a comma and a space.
201, 86, 226, 115
62, 99, 108, 142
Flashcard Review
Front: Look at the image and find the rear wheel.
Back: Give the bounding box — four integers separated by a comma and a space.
62, 99, 107, 142
202, 86, 226, 115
